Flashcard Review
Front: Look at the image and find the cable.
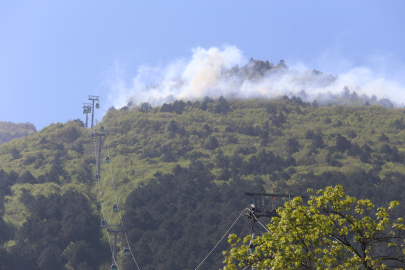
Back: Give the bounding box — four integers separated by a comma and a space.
93, 104, 117, 267
237, 209, 271, 270
247, 209, 270, 233
97, 180, 114, 255
194, 210, 245, 270
92, 132, 114, 260
104, 130, 141, 270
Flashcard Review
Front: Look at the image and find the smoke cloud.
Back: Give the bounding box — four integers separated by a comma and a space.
106, 45, 405, 108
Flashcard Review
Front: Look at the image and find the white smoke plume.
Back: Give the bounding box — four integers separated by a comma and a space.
106, 45, 405, 108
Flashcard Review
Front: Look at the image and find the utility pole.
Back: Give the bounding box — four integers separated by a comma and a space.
83, 103, 91, 128
88, 95, 100, 129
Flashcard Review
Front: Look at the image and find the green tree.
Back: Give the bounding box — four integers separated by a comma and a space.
223, 185, 405, 269
286, 137, 300, 154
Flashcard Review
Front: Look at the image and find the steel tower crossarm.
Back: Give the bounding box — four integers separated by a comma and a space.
245, 192, 305, 198
106, 224, 125, 267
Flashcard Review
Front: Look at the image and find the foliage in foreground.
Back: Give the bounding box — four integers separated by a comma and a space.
224, 185, 405, 270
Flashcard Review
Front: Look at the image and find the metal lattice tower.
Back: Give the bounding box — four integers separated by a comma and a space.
82, 103, 91, 128
88, 95, 99, 129
107, 224, 125, 268
92, 132, 106, 179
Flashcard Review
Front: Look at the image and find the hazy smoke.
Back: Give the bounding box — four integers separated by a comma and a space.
106, 45, 405, 108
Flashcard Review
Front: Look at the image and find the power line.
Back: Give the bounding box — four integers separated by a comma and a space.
247, 209, 270, 233
194, 209, 245, 270
92, 130, 114, 261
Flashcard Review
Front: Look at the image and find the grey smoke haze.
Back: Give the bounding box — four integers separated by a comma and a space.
106, 45, 405, 108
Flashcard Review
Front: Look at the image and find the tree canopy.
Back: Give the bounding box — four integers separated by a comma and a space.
224, 185, 405, 270
121, 162, 265, 270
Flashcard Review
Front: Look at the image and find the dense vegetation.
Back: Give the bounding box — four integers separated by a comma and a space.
1, 91, 405, 269
121, 162, 264, 270
224, 185, 405, 269
0, 121, 36, 146
0, 178, 105, 270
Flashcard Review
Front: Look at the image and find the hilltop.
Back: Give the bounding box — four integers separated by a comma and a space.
0, 121, 36, 146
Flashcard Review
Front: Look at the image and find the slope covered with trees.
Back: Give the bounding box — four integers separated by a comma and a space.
0, 94, 405, 269
0, 121, 36, 146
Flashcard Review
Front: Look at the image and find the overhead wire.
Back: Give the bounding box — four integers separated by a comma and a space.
94, 100, 140, 270
237, 209, 271, 270
92, 130, 114, 260
248, 209, 270, 233
194, 209, 245, 270
103, 129, 141, 270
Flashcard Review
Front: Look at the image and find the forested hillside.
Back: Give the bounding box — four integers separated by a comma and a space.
0, 121, 36, 146
1, 94, 405, 269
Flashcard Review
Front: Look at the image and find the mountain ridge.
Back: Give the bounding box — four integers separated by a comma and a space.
1, 97, 405, 269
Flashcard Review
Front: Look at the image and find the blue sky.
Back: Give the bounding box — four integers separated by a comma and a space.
0, 0, 404, 130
